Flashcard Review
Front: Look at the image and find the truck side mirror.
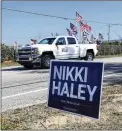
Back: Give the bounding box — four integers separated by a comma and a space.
56, 41, 63, 45
56, 42, 58, 46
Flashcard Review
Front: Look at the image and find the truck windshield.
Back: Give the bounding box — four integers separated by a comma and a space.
38, 38, 56, 45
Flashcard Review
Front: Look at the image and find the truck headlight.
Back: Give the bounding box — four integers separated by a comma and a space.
34, 48, 39, 54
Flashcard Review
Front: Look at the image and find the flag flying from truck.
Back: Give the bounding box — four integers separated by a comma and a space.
66, 28, 72, 36
79, 22, 87, 32
86, 25, 92, 33
79, 22, 92, 33
76, 12, 92, 33
70, 23, 78, 35
76, 11, 83, 23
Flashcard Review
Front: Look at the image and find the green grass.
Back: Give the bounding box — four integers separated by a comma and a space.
1, 124, 17, 130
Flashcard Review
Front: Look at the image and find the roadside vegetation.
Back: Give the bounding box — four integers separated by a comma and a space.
97, 42, 122, 56
1, 62, 20, 67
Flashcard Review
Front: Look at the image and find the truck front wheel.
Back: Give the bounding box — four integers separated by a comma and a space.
85, 52, 94, 61
41, 54, 53, 69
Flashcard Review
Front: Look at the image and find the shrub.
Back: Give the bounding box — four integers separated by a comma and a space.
1, 44, 15, 63
97, 42, 122, 56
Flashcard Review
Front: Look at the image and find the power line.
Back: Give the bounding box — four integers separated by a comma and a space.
111, 27, 122, 40
2, 7, 74, 20
2, 7, 122, 26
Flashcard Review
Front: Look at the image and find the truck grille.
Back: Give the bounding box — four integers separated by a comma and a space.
18, 47, 35, 56
19, 52, 31, 55
19, 58, 29, 61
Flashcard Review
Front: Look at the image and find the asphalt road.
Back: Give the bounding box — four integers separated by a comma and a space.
2, 57, 122, 112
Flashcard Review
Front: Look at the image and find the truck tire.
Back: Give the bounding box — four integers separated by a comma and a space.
23, 65, 33, 69
85, 52, 94, 61
41, 54, 53, 69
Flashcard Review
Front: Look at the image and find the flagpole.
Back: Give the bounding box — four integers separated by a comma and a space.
75, 11, 80, 43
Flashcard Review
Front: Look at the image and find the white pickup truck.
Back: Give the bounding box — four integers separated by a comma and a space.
16, 36, 98, 69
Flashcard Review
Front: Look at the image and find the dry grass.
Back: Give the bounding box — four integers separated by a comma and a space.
1, 85, 122, 130
96, 53, 122, 58
2, 62, 20, 67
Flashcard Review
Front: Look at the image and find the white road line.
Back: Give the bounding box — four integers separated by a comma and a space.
2, 88, 48, 100
2, 72, 122, 100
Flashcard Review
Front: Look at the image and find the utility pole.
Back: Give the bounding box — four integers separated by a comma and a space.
108, 24, 110, 43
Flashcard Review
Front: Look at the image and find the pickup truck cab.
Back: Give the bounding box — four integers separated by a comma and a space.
16, 36, 98, 69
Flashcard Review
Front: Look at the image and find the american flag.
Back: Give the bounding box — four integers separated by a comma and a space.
70, 23, 77, 32
80, 24, 87, 32
66, 28, 72, 36
79, 21, 83, 26
86, 25, 92, 33
79, 22, 86, 32
76, 12, 83, 23
70, 23, 78, 35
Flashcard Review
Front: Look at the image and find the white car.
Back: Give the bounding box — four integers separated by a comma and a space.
16, 36, 98, 69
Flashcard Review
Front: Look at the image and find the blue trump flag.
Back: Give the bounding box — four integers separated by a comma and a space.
48, 60, 104, 119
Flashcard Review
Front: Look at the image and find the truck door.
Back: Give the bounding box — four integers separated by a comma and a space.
67, 37, 80, 58
55, 37, 69, 59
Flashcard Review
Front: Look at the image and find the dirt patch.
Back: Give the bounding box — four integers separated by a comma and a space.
1, 85, 122, 130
